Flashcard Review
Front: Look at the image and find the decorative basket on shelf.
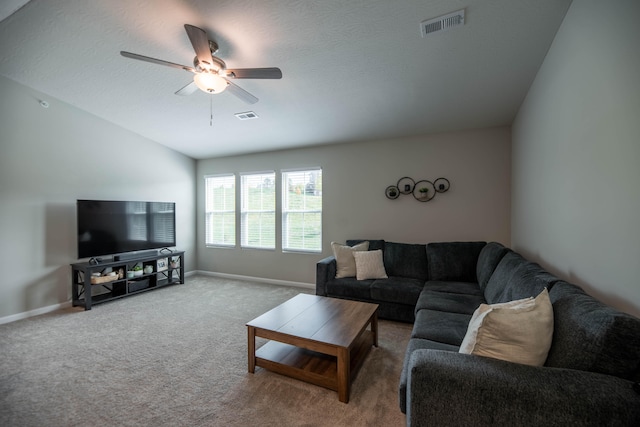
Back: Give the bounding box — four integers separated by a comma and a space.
90, 275, 119, 285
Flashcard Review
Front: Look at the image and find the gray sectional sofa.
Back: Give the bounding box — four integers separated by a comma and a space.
316, 240, 640, 426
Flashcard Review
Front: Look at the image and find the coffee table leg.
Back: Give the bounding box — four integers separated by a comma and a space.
372, 311, 378, 347
247, 325, 256, 373
337, 347, 350, 403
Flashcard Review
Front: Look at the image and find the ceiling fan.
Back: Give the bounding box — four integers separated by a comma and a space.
120, 24, 282, 104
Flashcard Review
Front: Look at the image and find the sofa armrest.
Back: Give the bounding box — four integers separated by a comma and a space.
316, 256, 336, 296
406, 349, 640, 426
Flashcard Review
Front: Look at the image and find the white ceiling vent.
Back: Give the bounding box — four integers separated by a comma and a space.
235, 111, 259, 120
420, 9, 465, 37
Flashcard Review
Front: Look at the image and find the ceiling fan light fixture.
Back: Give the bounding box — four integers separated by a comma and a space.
194, 72, 228, 93
121, 24, 279, 104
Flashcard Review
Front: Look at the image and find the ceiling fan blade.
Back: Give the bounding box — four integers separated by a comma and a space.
226, 81, 259, 104
175, 81, 198, 96
184, 24, 215, 70
225, 67, 282, 79
120, 51, 196, 73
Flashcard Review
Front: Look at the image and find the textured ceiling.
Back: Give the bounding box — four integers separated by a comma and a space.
0, 0, 572, 159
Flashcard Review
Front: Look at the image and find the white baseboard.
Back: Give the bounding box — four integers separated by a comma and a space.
194, 270, 315, 290
0, 301, 72, 325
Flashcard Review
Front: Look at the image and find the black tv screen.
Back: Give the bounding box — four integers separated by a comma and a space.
77, 200, 176, 259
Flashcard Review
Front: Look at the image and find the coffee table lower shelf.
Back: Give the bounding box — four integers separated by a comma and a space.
253, 330, 374, 400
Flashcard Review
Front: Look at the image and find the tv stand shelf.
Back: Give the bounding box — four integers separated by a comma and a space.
71, 251, 184, 310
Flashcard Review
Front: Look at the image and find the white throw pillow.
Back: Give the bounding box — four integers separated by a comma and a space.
459, 296, 534, 352
459, 288, 553, 366
332, 241, 369, 278
353, 250, 388, 280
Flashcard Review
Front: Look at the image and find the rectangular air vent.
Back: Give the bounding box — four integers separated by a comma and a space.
235, 111, 259, 120
420, 9, 465, 37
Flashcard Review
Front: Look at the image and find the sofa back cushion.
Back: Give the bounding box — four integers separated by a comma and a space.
546, 281, 640, 381
476, 242, 511, 290
382, 242, 428, 281
483, 251, 559, 304
346, 239, 385, 251
426, 241, 486, 282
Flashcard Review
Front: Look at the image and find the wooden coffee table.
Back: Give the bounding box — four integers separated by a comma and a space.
247, 294, 378, 403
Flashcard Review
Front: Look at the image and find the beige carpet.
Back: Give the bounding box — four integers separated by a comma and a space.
0, 275, 411, 427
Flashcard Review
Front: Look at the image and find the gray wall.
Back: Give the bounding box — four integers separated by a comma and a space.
0, 76, 197, 320
512, 0, 640, 317
197, 127, 511, 284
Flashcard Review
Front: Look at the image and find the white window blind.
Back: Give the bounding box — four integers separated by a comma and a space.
282, 168, 322, 252
241, 172, 275, 249
205, 174, 236, 246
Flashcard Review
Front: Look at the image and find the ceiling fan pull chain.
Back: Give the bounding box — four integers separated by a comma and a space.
210, 93, 213, 126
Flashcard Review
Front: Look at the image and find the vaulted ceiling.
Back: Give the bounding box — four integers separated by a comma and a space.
0, 0, 572, 159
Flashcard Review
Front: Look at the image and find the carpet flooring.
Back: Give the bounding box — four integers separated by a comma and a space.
0, 275, 411, 426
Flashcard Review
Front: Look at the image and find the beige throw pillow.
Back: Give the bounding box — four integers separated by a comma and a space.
459, 288, 553, 366
332, 241, 369, 278
353, 250, 388, 280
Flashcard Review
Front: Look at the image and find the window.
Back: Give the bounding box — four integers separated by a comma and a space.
205, 174, 236, 246
241, 172, 275, 249
282, 168, 322, 252
204, 169, 323, 253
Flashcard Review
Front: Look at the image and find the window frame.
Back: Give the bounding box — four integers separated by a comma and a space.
281, 167, 323, 253
240, 171, 276, 250
204, 174, 236, 248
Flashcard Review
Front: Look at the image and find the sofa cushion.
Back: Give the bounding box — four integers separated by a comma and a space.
421, 280, 484, 296
415, 290, 485, 315
427, 241, 486, 282
546, 281, 640, 381
383, 242, 428, 281
459, 288, 553, 366
399, 338, 459, 414
353, 249, 388, 280
377, 301, 417, 323
331, 241, 369, 278
483, 252, 559, 304
483, 251, 528, 302
411, 309, 472, 346
326, 278, 372, 300
370, 277, 424, 306
346, 239, 385, 251
476, 242, 511, 290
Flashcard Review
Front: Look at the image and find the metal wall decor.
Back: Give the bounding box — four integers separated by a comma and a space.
385, 176, 450, 202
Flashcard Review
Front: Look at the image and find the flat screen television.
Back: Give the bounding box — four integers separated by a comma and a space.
77, 200, 176, 259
